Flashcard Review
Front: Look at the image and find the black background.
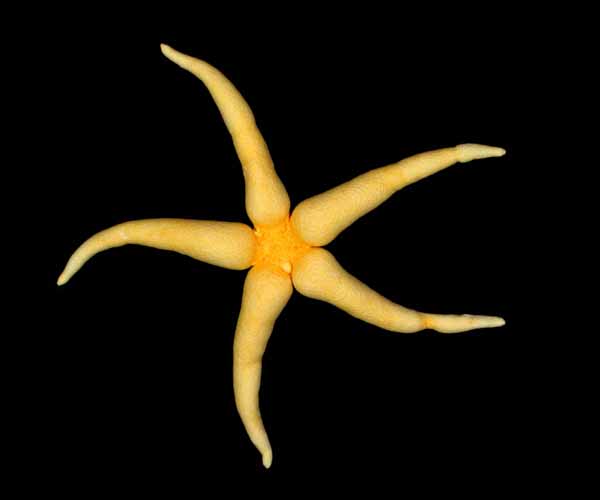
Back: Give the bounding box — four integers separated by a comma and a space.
29, 4, 552, 494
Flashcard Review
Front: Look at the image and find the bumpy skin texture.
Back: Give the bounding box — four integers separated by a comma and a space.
58, 44, 506, 468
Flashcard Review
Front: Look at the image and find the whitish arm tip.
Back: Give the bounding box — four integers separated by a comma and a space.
160, 43, 173, 55
160, 44, 194, 68
160, 44, 184, 64
262, 451, 273, 469
465, 315, 505, 329
57, 259, 80, 286
422, 313, 506, 334
490, 316, 506, 327
457, 144, 506, 163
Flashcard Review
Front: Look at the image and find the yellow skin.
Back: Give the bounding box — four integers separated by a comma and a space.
58, 44, 506, 468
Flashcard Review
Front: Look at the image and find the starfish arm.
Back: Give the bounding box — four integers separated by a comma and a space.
233, 265, 293, 468
292, 248, 505, 334
57, 219, 257, 285
291, 144, 505, 246
160, 44, 291, 226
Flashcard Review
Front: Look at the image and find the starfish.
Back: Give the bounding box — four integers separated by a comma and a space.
58, 44, 506, 468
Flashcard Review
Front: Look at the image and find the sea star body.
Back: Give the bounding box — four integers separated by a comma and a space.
58, 45, 506, 468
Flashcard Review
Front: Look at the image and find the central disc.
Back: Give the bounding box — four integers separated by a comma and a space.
253, 217, 311, 274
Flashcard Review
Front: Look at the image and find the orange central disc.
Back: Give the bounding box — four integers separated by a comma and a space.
253, 217, 311, 275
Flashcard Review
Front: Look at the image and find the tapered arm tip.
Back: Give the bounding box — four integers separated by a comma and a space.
457, 144, 506, 163
159, 44, 193, 69
425, 314, 506, 333
262, 451, 273, 469
489, 316, 506, 328
57, 261, 78, 286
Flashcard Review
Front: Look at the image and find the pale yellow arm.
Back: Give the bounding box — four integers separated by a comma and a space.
292, 248, 505, 334
233, 265, 293, 468
57, 219, 257, 285
291, 144, 505, 246
160, 44, 291, 226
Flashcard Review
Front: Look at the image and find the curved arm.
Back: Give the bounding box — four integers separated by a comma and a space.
233, 266, 293, 468
160, 44, 291, 226
57, 219, 257, 285
291, 144, 505, 246
292, 248, 505, 334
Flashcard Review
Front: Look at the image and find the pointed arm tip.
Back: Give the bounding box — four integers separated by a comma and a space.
457, 144, 506, 163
